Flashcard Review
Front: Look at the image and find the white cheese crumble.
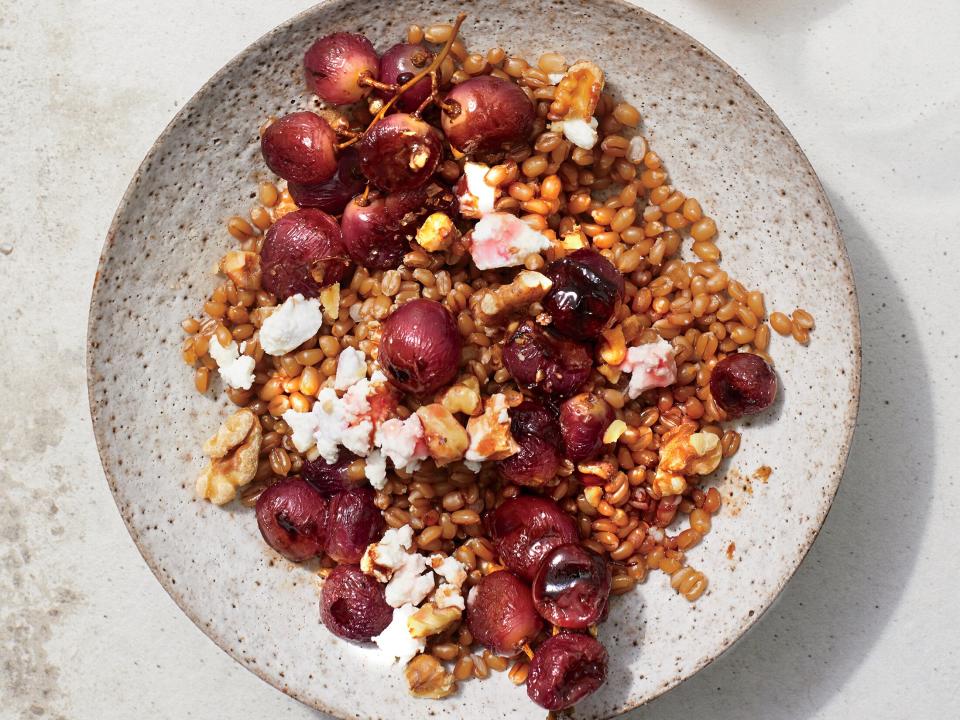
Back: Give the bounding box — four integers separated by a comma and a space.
430, 555, 468, 587
361, 525, 415, 582
619, 338, 677, 399
468, 212, 553, 270
259, 293, 324, 356
373, 604, 425, 664
374, 415, 428, 474
364, 449, 388, 490
551, 117, 599, 150
458, 161, 497, 218
334, 346, 368, 390
208, 336, 256, 390
384, 552, 435, 608
434, 583, 465, 610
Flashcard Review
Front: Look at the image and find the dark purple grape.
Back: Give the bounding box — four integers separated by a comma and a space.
325, 487, 384, 564
260, 209, 352, 300
466, 570, 542, 655
356, 113, 442, 191
301, 452, 362, 496
709, 352, 777, 418
287, 148, 365, 214
559, 392, 614, 462
498, 435, 562, 487
377, 43, 433, 112
340, 187, 434, 270
320, 564, 393, 641
503, 322, 593, 398
509, 400, 561, 448
532, 544, 611, 629
260, 111, 337, 185
544, 249, 625, 341
255, 477, 328, 562
304, 32, 379, 105
486, 496, 579, 582
526, 632, 608, 710
441, 76, 536, 154
379, 299, 461, 394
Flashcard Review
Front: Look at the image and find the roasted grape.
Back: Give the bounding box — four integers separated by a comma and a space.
254, 477, 328, 562
379, 299, 461, 394
320, 564, 393, 642
301, 452, 362, 496
532, 544, 611, 629
544, 248, 624, 341
287, 148, 365, 215
325, 487, 384, 564
260, 111, 338, 185
441, 76, 536, 154
377, 43, 434, 112
340, 187, 436, 270
466, 570, 542, 655
526, 632, 608, 710
260, 208, 352, 300
559, 392, 614, 462
497, 401, 562, 487
508, 400, 562, 447
356, 113, 442, 191
486, 496, 579, 582
709, 352, 777, 417
304, 32, 379, 105
502, 322, 593, 398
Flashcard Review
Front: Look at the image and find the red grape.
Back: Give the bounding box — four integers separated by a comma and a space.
255, 477, 328, 562
301, 452, 361, 497
508, 400, 562, 447
320, 564, 393, 642
304, 32, 379, 105
441, 76, 535, 154
709, 352, 777, 417
497, 401, 562, 487
356, 113, 442, 191
379, 299, 461, 394
526, 632, 608, 710
287, 148, 364, 215
559, 392, 614, 462
260, 208, 352, 300
377, 43, 433, 112
486, 496, 579, 582
260, 111, 337, 185
340, 186, 438, 270
544, 248, 624, 341
503, 322, 593, 398
532, 544, 611, 629
325, 487, 384, 564
466, 570, 542, 655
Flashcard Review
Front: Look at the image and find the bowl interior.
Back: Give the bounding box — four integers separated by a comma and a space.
87, 1, 860, 717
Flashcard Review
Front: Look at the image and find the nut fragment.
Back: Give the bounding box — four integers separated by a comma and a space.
196, 409, 262, 504
651, 423, 723, 498
465, 394, 520, 462
269, 187, 298, 221
405, 654, 457, 699
319, 283, 340, 321
599, 326, 626, 366
220, 251, 261, 290
407, 602, 462, 638
416, 212, 459, 252
415, 404, 469, 466
549, 60, 604, 121
561, 229, 587, 252
439, 383, 482, 417
472, 271, 553, 325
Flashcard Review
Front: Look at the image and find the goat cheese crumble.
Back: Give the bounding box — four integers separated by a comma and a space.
467, 212, 553, 270
550, 117, 599, 150
375, 415, 429, 474
619, 338, 677, 399
334, 346, 368, 390
457, 161, 497, 218
208, 336, 256, 390
259, 294, 324, 356
373, 604, 425, 664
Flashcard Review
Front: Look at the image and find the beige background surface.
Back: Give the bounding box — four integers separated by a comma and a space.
1, 0, 958, 718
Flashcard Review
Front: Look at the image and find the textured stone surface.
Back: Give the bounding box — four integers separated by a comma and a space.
2, 0, 958, 719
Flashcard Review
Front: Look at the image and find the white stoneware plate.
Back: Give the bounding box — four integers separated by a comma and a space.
87, 1, 861, 717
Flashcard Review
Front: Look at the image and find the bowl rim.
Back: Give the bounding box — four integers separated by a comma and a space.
86, 0, 862, 716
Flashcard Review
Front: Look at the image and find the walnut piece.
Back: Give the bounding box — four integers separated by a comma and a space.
415, 404, 469, 466
220, 251, 261, 290
405, 654, 457, 699
472, 271, 553, 325
415, 212, 459, 253
319, 283, 340, 322
465, 394, 519, 462
549, 61, 605, 121
407, 602, 462, 638
196, 409, 262, 505
651, 423, 722, 499
438, 383, 482, 417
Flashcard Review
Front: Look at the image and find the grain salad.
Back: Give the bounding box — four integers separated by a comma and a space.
180, 14, 815, 711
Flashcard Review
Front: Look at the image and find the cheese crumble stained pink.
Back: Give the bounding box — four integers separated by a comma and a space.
467, 212, 553, 270
619, 338, 677, 399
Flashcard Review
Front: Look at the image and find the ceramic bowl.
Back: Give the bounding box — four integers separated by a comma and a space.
87, 1, 860, 717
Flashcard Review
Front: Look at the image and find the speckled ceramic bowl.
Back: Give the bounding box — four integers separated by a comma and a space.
87, 1, 860, 717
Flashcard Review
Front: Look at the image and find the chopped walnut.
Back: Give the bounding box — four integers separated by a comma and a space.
651, 423, 723, 498
465, 394, 519, 462
405, 654, 457, 699
472, 271, 553, 325
438, 383, 482, 417
406, 602, 462, 638
318, 283, 340, 322
415, 212, 459, 252
415, 404, 469, 466
196, 409, 262, 505
577, 460, 617, 485
220, 251, 261, 290
548, 61, 604, 121
270, 187, 298, 221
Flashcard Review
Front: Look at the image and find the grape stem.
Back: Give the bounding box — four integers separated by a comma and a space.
337, 12, 467, 150
358, 73, 399, 94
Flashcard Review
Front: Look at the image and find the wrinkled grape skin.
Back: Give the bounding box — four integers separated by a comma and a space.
441, 76, 536, 154
325, 487, 384, 564
379, 299, 461, 394
486, 496, 579, 582
255, 477, 328, 562
497, 435, 562, 487
559, 392, 614, 462
340, 187, 434, 270
260, 209, 352, 300
503, 322, 593, 398
526, 632, 608, 710
356, 113, 442, 192
287, 148, 365, 214
709, 352, 777, 418
532, 544, 611, 629
320, 564, 393, 642
260, 111, 338, 185
377, 43, 433, 112
544, 249, 625, 341
301, 452, 361, 497
509, 400, 562, 448
466, 570, 542, 655
304, 32, 379, 105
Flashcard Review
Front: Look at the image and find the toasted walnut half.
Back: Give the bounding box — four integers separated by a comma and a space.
439, 383, 482, 417
407, 602, 462, 638
415, 404, 469, 466
651, 423, 723, 498
472, 271, 553, 326
196, 408, 262, 505
549, 61, 604, 121
405, 654, 457, 699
